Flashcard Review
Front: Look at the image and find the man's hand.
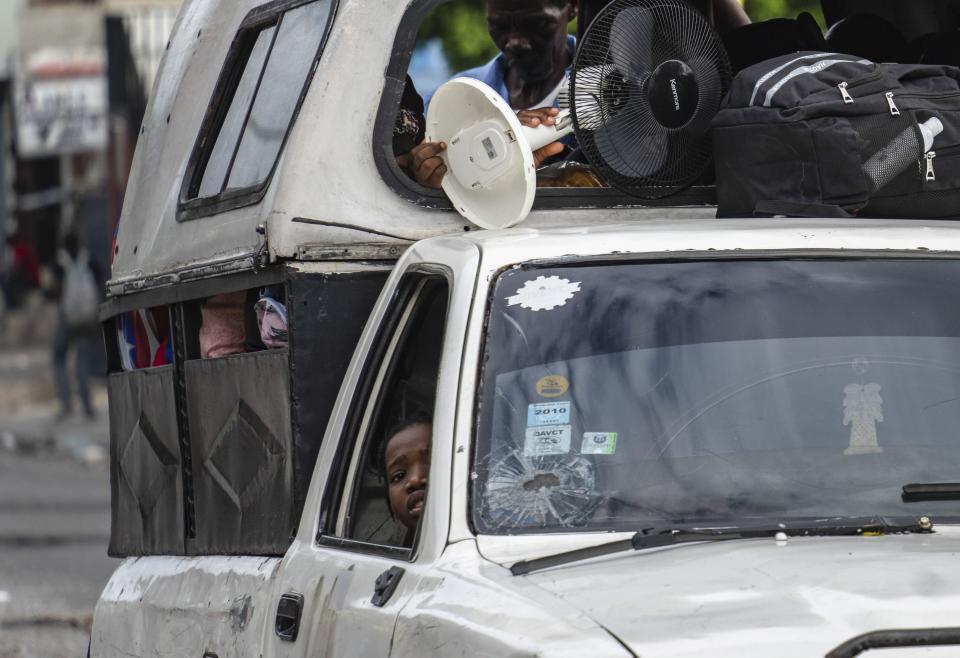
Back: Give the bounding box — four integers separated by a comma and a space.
517, 107, 565, 167
401, 107, 564, 188
516, 107, 559, 128
406, 141, 447, 189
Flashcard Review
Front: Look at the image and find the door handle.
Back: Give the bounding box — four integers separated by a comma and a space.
275, 592, 304, 642
371, 566, 405, 607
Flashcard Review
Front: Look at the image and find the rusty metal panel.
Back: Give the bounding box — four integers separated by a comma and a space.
108, 366, 184, 556
185, 349, 292, 555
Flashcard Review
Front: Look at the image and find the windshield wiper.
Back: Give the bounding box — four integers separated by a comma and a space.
509, 517, 933, 576
903, 483, 960, 502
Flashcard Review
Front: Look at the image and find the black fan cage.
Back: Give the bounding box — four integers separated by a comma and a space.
571, 0, 732, 199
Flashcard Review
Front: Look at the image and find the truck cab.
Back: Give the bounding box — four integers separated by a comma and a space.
92, 0, 960, 656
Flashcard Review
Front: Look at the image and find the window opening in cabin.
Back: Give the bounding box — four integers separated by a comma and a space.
387, 1, 960, 209
114, 306, 174, 371
192, 285, 288, 360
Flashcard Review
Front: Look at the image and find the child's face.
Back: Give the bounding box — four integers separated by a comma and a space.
385, 422, 431, 530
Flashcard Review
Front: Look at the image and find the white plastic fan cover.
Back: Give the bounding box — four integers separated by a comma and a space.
426, 77, 537, 230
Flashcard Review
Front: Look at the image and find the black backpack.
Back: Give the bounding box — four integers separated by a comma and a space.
712, 51, 960, 219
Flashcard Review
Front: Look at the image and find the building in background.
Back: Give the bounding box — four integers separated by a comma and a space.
107, 0, 181, 95
2, 0, 182, 282
0, 0, 22, 272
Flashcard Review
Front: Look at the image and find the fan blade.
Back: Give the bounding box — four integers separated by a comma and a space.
593, 111, 668, 178
683, 55, 724, 135
610, 7, 655, 80
572, 64, 615, 130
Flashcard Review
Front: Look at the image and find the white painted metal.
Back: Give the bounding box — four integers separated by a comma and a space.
513, 527, 960, 657
91, 555, 281, 657
96, 218, 960, 656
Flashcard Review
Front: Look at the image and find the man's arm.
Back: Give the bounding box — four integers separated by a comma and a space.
404, 107, 565, 190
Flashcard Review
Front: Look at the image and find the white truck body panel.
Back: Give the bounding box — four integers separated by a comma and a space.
96, 219, 960, 656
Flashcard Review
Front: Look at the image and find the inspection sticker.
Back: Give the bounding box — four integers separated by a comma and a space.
536, 375, 569, 398
525, 425, 572, 456
527, 401, 570, 426
581, 432, 618, 455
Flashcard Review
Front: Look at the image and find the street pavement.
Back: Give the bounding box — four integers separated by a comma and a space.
0, 347, 115, 658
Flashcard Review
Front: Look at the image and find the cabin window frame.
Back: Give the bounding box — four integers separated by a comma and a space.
177, 0, 339, 221
371, 0, 717, 213
317, 266, 452, 561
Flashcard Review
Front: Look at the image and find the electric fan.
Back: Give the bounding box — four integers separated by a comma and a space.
426, 0, 730, 228
572, 0, 731, 198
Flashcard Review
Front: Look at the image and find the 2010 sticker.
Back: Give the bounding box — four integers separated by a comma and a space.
525, 426, 572, 456
581, 432, 618, 455
527, 401, 570, 426
536, 375, 569, 398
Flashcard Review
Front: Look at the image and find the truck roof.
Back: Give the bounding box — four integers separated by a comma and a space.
454, 217, 960, 267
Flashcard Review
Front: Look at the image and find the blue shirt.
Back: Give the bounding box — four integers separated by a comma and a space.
425, 35, 576, 112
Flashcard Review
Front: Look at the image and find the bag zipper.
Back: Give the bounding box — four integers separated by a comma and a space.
885, 92, 900, 116
750, 53, 870, 106
835, 70, 883, 103
914, 146, 959, 187
925, 151, 937, 182
838, 81, 854, 104
834, 77, 957, 108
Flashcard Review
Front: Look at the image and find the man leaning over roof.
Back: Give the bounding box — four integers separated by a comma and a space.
406, 0, 750, 189
408, 0, 578, 188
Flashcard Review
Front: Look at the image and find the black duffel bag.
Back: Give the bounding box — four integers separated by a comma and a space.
713, 51, 960, 219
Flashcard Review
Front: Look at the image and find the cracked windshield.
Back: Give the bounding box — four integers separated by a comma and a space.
474, 259, 960, 534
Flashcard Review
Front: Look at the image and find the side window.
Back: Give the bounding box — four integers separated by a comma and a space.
180, 0, 336, 218
108, 306, 174, 371
322, 273, 449, 555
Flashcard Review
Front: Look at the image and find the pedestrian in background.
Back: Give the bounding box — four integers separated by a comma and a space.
51, 233, 102, 421
1, 231, 41, 310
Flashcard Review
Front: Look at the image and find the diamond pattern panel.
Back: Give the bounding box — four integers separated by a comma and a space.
186, 350, 292, 554
108, 366, 182, 556
203, 399, 284, 512
119, 412, 177, 519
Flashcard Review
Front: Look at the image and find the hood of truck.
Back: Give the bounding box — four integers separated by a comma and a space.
515, 526, 960, 657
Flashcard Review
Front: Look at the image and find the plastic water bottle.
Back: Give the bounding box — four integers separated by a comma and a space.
865, 117, 944, 193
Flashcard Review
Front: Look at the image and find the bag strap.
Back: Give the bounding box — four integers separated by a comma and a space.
754, 200, 855, 218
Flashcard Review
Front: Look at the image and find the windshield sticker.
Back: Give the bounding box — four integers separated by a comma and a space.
527, 401, 570, 426
506, 276, 581, 311
581, 432, 618, 455
482, 450, 600, 528
843, 382, 884, 455
525, 425, 572, 456
535, 374, 569, 398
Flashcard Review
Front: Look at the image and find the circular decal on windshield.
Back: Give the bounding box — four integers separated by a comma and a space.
536, 375, 569, 398
506, 276, 581, 312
